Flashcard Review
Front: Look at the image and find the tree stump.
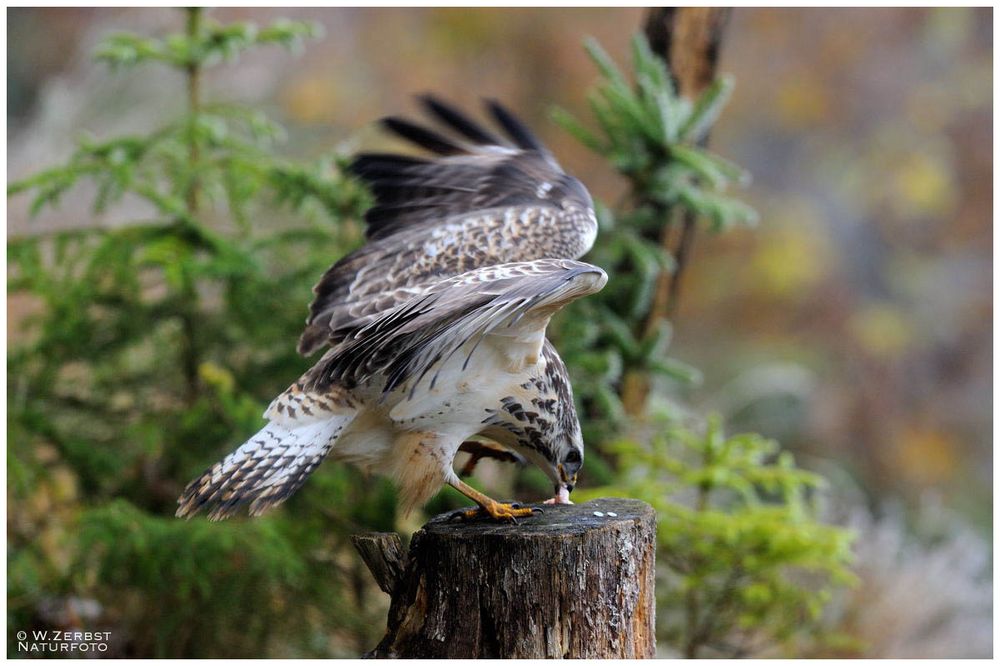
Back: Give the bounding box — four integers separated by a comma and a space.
353, 498, 656, 658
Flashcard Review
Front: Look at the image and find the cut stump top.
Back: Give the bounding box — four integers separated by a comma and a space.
422, 497, 655, 538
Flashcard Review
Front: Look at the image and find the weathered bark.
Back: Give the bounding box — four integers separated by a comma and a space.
644, 8, 731, 98
354, 498, 656, 658
350, 533, 406, 595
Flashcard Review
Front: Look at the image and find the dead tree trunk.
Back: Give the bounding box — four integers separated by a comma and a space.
623, 7, 732, 417
353, 498, 656, 658
642, 7, 731, 322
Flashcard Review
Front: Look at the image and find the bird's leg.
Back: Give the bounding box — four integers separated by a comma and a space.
457, 440, 525, 477
447, 478, 538, 522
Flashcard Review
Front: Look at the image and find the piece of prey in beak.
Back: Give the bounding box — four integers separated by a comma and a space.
544, 485, 573, 505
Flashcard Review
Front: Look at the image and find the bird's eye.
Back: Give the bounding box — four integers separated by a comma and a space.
564, 450, 581, 464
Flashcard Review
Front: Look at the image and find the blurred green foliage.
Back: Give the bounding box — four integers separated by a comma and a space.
577, 416, 856, 656
7, 8, 390, 657
551, 36, 757, 447
553, 36, 757, 233
551, 35, 854, 657
8, 11, 855, 659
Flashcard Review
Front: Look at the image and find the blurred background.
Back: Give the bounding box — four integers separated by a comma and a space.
7, 7, 992, 658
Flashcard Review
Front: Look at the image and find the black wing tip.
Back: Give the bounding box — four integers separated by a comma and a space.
482, 97, 507, 116
483, 98, 546, 152
417, 93, 503, 146
415, 92, 446, 111
379, 116, 464, 156
378, 115, 412, 132
366, 96, 546, 156
351, 151, 428, 167
348, 152, 429, 182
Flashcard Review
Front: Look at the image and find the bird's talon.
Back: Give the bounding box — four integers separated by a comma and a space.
446, 508, 479, 522
456, 501, 537, 522
508, 502, 542, 514
493, 501, 535, 521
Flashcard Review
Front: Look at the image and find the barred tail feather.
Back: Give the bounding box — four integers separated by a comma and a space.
176, 414, 353, 521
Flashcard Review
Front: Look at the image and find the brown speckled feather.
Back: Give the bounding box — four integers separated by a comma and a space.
480, 339, 581, 464
310, 259, 607, 399
298, 96, 599, 356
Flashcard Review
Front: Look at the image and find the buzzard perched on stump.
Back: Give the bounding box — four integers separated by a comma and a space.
177, 97, 603, 522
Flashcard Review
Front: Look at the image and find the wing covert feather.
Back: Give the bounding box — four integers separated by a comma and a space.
298, 96, 599, 355
308, 260, 607, 399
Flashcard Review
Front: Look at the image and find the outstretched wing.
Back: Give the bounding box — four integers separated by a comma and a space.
298, 96, 599, 355
308, 259, 607, 401
356, 97, 591, 241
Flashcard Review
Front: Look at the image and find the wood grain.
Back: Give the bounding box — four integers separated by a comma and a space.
359, 498, 657, 658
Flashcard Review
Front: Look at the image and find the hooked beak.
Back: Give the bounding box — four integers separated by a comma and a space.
544, 464, 577, 505
558, 462, 578, 493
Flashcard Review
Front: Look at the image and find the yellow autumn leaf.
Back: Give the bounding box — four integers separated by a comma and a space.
890, 152, 955, 219
848, 304, 912, 359
776, 72, 831, 127
751, 201, 831, 298
892, 425, 958, 486
199, 361, 235, 394
283, 77, 338, 124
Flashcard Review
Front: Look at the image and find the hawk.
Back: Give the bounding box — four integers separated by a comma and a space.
177, 97, 603, 522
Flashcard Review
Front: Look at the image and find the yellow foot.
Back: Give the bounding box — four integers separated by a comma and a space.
460, 501, 540, 523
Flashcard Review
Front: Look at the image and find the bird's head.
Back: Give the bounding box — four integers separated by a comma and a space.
504, 427, 582, 506
552, 435, 583, 503
480, 341, 587, 505
534, 374, 585, 505
538, 342, 586, 504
